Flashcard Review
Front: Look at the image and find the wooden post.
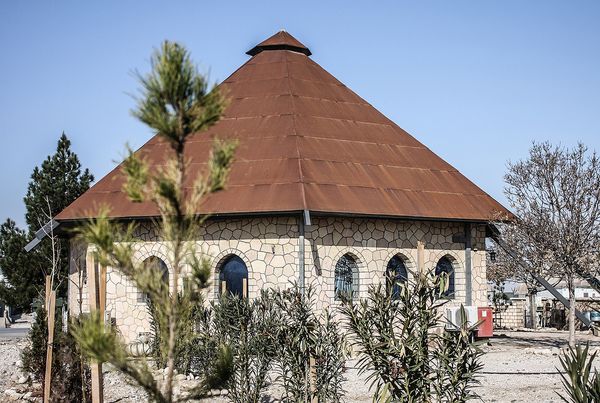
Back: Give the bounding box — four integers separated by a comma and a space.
43, 290, 56, 403
44, 275, 51, 311
309, 356, 317, 403
99, 265, 107, 325
221, 280, 227, 295
86, 252, 104, 403
417, 241, 425, 273
242, 278, 248, 298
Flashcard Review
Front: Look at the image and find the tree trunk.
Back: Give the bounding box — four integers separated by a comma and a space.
568, 276, 576, 348
528, 292, 538, 329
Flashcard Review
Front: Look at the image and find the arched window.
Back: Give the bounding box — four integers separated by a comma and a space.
138, 256, 169, 303
435, 256, 455, 298
219, 255, 248, 298
334, 254, 359, 300
386, 255, 408, 298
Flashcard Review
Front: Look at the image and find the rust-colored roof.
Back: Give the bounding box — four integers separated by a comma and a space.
57, 31, 510, 223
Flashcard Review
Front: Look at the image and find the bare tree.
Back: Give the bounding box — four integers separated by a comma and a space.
502, 142, 600, 346
37, 196, 61, 295
488, 223, 561, 329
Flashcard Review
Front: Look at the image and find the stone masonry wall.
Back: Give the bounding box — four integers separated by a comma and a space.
494, 298, 526, 329
69, 216, 488, 344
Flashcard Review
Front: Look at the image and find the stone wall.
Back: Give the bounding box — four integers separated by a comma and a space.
69, 216, 488, 344
494, 298, 526, 329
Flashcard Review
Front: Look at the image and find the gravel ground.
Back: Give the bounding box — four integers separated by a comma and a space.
2, 328, 599, 402
476, 330, 600, 403
0, 337, 27, 392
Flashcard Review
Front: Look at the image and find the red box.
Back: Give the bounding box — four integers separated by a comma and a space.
477, 307, 494, 338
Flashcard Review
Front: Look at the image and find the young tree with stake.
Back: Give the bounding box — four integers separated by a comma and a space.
73, 41, 236, 402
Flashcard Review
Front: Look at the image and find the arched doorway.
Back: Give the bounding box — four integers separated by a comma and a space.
219, 255, 249, 298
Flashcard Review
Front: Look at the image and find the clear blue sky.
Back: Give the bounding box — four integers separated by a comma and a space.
1, 1, 599, 228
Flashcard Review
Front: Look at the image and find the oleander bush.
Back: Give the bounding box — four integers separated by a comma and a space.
209, 291, 281, 403
272, 284, 348, 403
340, 270, 483, 402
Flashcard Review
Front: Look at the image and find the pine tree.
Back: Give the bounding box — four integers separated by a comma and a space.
0, 219, 39, 309
0, 134, 94, 309
24, 133, 94, 232
23, 133, 94, 298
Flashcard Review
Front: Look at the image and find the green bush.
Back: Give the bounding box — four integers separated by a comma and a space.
21, 306, 91, 402
21, 306, 47, 381
147, 295, 204, 373
339, 271, 483, 402
148, 292, 234, 394
272, 284, 347, 403
160, 284, 347, 403
211, 291, 281, 403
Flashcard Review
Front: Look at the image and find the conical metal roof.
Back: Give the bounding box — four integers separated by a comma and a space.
57, 31, 509, 222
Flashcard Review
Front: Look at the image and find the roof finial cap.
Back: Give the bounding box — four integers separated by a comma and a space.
246, 31, 311, 57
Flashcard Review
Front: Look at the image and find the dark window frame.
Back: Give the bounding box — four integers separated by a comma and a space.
334, 253, 359, 301
386, 255, 409, 299
138, 256, 169, 304
435, 256, 455, 299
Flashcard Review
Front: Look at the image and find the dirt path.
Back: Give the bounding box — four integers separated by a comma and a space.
476, 330, 600, 403
2, 329, 599, 402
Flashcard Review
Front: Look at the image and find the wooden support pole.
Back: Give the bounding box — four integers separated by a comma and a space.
43, 291, 56, 403
86, 252, 104, 403
221, 280, 227, 295
45, 275, 51, 312
417, 241, 425, 273
99, 265, 107, 324
242, 278, 248, 298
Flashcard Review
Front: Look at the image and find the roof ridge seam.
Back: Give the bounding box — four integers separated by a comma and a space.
227, 72, 342, 82
204, 182, 305, 188
227, 94, 368, 107
86, 181, 307, 193
226, 75, 347, 87
133, 158, 302, 165
297, 158, 457, 171
218, 114, 396, 126
175, 137, 297, 144
219, 113, 419, 130
179, 136, 426, 148
301, 182, 488, 197
145, 158, 455, 172
294, 137, 426, 148
284, 52, 308, 212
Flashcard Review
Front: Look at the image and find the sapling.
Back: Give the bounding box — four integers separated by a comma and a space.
73, 41, 236, 403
